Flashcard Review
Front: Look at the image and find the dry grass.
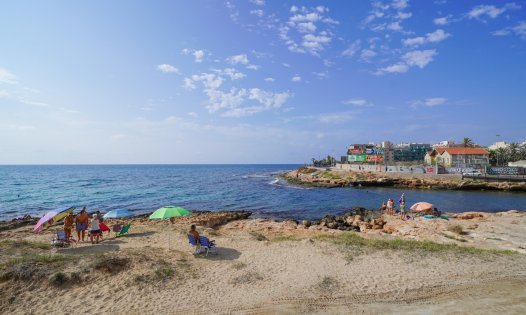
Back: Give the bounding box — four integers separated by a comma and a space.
249, 232, 268, 241
230, 272, 263, 285
314, 232, 516, 255
447, 224, 465, 235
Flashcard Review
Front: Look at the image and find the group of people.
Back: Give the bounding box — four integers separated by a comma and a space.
381, 193, 407, 220
63, 207, 110, 244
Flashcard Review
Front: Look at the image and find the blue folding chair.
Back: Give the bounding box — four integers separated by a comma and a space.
188, 234, 216, 256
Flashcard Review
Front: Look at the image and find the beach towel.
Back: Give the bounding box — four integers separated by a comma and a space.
100, 223, 110, 232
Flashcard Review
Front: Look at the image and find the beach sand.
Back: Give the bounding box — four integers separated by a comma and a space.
1, 211, 525, 314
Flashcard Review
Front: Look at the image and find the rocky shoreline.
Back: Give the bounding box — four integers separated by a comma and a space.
282, 167, 526, 192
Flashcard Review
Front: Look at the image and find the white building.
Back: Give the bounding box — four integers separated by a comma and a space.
488, 141, 509, 151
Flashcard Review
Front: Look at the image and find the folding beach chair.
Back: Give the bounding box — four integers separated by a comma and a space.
116, 223, 131, 237
188, 234, 216, 256
52, 230, 76, 247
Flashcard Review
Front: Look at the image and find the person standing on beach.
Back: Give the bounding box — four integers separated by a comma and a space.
387, 198, 394, 215
399, 202, 406, 220
64, 212, 74, 241
75, 207, 89, 242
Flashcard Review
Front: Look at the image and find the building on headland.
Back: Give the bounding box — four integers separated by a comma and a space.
425, 147, 490, 168
344, 141, 430, 164
390, 143, 432, 162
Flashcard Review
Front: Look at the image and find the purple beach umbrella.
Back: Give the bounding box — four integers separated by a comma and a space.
33, 206, 75, 232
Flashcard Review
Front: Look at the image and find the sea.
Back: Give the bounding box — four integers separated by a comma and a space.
1, 164, 526, 220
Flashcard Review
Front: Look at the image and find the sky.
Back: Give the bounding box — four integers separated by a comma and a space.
1, 0, 525, 164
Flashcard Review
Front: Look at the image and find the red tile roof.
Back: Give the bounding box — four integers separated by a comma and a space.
443, 147, 489, 155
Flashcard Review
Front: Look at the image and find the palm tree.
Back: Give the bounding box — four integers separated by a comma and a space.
462, 137, 474, 148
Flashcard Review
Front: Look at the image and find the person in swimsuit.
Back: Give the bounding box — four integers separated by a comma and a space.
75, 208, 89, 242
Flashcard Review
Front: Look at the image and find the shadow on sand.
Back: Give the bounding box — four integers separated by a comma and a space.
194, 247, 241, 261
57, 243, 120, 255
120, 231, 157, 238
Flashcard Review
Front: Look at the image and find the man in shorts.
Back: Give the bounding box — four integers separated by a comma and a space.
75, 207, 89, 242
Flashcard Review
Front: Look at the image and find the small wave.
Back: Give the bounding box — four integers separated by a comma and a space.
269, 178, 279, 185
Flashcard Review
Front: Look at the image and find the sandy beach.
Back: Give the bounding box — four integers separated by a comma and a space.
1, 210, 525, 314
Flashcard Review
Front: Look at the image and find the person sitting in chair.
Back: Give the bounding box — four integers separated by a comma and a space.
189, 224, 200, 245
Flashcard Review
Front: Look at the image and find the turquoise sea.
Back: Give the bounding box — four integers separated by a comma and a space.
1, 164, 525, 220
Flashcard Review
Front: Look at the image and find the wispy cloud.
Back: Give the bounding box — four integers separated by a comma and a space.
402, 29, 451, 46
376, 49, 437, 75
193, 50, 205, 63
0, 68, 17, 84
264, 77, 275, 82
227, 54, 259, 70
492, 21, 526, 40
250, 0, 265, 5
467, 3, 521, 21
156, 64, 180, 74
291, 75, 301, 82
433, 15, 452, 25
342, 98, 374, 107
362, 0, 413, 34
411, 97, 448, 108
341, 40, 361, 57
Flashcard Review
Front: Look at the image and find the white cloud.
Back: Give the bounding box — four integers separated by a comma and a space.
360, 49, 377, 62
183, 78, 196, 90
264, 77, 275, 82
187, 112, 198, 118
228, 54, 249, 65
403, 29, 451, 46
227, 54, 259, 70
282, 63, 291, 68
215, 68, 246, 80
433, 15, 451, 25
312, 71, 328, 79
184, 69, 291, 117
403, 49, 437, 68
392, 0, 408, 10
467, 3, 521, 20
376, 63, 409, 75
493, 21, 526, 39
193, 50, 205, 63
0, 68, 17, 84
280, 6, 338, 56
250, 0, 265, 5
250, 9, 264, 17
249, 88, 290, 108
341, 40, 361, 57
157, 64, 180, 74
411, 97, 448, 108
291, 75, 301, 82
343, 98, 374, 107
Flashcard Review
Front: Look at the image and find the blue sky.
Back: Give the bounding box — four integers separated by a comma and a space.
1, 0, 525, 164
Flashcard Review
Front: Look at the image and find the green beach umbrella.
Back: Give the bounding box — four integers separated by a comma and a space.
149, 206, 191, 220
149, 206, 192, 249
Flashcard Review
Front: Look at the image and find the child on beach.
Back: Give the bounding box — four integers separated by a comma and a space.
64, 212, 74, 240
75, 207, 89, 242
399, 202, 406, 220
89, 214, 102, 244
